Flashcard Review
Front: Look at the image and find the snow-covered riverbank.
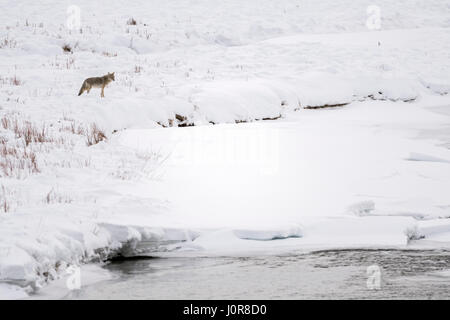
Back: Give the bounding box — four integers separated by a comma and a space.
1, 0, 450, 298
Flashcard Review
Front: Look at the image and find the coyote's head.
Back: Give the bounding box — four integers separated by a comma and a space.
107, 72, 115, 81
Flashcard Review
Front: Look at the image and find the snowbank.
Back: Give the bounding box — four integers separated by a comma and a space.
1, 1, 449, 131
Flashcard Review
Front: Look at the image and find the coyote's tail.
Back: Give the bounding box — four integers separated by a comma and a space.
78, 81, 85, 96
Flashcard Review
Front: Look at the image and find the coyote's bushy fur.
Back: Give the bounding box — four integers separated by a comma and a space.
78, 72, 115, 97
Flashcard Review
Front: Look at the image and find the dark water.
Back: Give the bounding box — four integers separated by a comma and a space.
66, 249, 450, 299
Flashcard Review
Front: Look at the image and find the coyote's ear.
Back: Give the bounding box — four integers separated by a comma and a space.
112, 72, 115, 75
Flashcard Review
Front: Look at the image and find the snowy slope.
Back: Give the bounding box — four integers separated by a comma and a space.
1, 0, 450, 297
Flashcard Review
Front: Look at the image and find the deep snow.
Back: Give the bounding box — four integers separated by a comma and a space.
1, 0, 450, 298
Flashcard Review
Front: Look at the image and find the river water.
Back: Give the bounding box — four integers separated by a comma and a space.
62, 249, 450, 299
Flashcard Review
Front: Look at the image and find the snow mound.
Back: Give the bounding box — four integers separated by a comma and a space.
411, 220, 450, 242
190, 80, 283, 124
0, 219, 196, 290
233, 225, 303, 241
406, 152, 450, 164
346, 201, 376, 217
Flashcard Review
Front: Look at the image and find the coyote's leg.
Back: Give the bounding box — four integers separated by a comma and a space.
101, 85, 105, 98
78, 82, 86, 96
87, 87, 91, 94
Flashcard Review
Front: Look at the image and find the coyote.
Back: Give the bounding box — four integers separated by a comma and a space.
78, 72, 115, 97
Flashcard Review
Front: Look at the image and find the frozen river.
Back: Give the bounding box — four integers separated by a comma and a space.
61, 249, 450, 299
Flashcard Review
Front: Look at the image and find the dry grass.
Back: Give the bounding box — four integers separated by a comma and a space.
127, 18, 137, 25
62, 43, 72, 53
1, 185, 11, 213
1, 116, 10, 129
59, 120, 85, 136
0, 37, 17, 49
0, 112, 117, 215
85, 123, 107, 146
0, 119, 42, 178
59, 120, 107, 146
1, 115, 56, 178
49, 56, 76, 69
1, 113, 112, 223
20, 122, 52, 146
102, 51, 118, 57
45, 188, 73, 204
3, 118, 53, 146
0, 75, 22, 86
1, 114, 107, 178
0, 143, 40, 177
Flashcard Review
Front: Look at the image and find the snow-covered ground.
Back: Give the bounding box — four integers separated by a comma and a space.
1, 0, 450, 298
